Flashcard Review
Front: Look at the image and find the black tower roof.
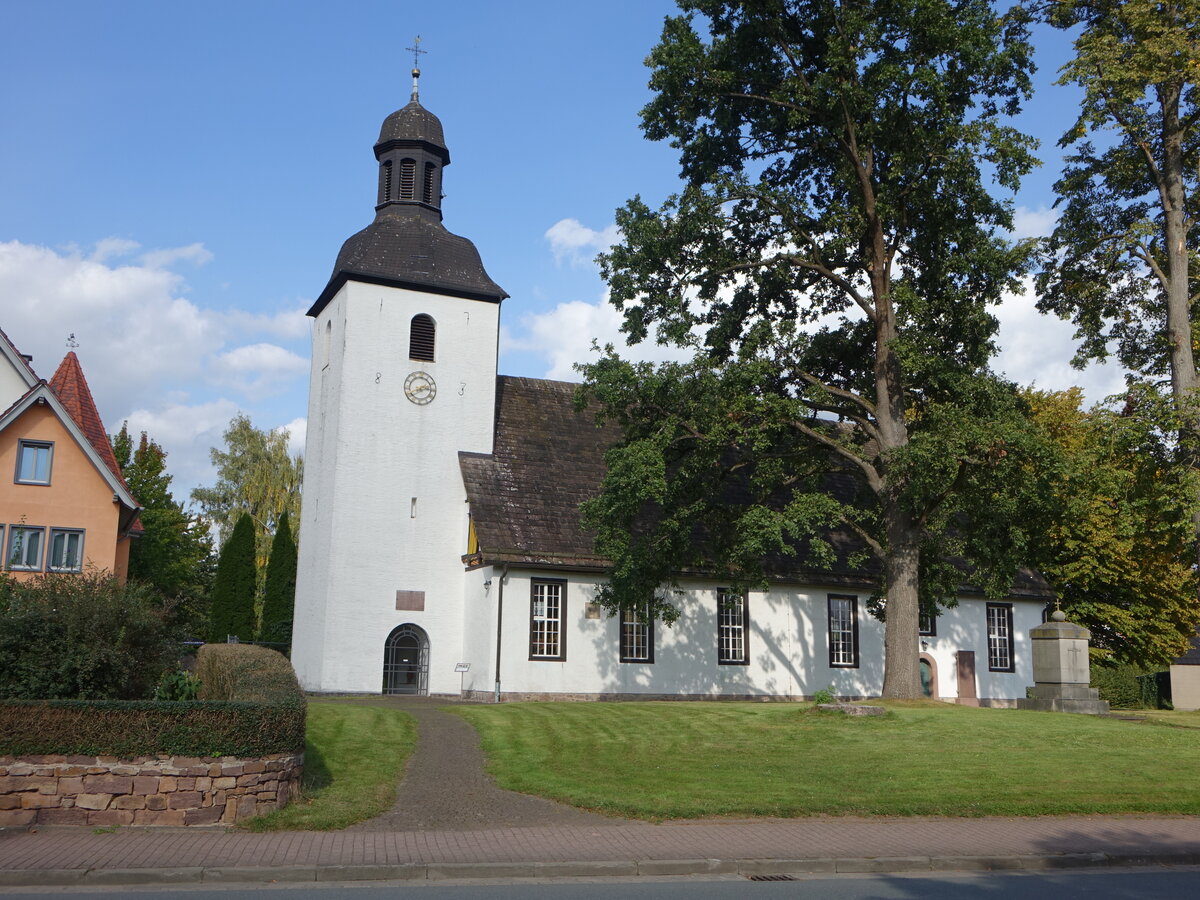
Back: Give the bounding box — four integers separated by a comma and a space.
309, 84, 507, 317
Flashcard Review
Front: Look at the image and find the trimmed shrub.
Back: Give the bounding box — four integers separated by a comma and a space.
0, 699, 305, 757
0, 572, 176, 700
196, 643, 304, 705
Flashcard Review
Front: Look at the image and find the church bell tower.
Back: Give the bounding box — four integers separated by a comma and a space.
292, 56, 507, 695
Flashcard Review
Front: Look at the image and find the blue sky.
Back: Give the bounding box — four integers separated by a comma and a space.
0, 1, 1124, 501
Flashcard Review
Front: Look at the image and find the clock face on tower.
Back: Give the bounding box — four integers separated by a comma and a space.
404, 371, 437, 405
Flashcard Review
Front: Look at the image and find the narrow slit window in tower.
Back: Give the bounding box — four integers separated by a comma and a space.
381, 160, 393, 201
399, 159, 416, 199
409, 314, 436, 361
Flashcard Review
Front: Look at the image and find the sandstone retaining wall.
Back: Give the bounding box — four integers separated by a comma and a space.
0, 752, 302, 828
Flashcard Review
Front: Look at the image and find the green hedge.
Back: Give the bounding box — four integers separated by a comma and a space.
0, 699, 305, 757
1091, 663, 1172, 709
0, 644, 306, 758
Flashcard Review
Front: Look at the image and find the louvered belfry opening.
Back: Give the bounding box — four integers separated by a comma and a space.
399, 158, 416, 200
409, 314, 436, 361
423, 162, 436, 205
381, 160, 393, 202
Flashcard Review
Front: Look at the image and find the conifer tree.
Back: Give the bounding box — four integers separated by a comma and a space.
208, 513, 257, 643
258, 512, 297, 647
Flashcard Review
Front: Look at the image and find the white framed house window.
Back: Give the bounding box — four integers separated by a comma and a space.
48, 528, 84, 573
16, 440, 53, 485
7, 525, 45, 571
529, 579, 566, 660
987, 603, 1015, 672
828, 594, 859, 668
619, 602, 653, 664
717, 590, 749, 665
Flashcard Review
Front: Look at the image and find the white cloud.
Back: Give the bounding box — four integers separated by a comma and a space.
1011, 205, 1058, 241
210, 343, 309, 399
277, 417, 308, 458
140, 242, 214, 269
544, 218, 621, 266
90, 237, 142, 263
993, 277, 1126, 403
0, 238, 313, 499
505, 294, 699, 381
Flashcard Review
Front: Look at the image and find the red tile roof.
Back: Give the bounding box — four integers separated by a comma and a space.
48, 351, 127, 487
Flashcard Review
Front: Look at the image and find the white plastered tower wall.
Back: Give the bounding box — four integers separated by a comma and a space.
292, 280, 499, 694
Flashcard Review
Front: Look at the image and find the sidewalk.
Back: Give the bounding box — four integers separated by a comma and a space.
3, 815, 1199, 885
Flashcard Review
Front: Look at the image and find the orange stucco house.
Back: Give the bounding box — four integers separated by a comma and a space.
0, 329, 140, 581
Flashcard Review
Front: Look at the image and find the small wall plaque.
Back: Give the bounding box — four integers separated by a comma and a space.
455, 662, 470, 673
585, 601, 602, 620
395, 590, 425, 611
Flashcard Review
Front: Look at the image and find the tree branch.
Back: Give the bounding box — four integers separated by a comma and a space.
787, 418, 882, 493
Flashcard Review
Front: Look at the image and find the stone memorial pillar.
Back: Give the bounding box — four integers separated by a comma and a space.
1016, 608, 1110, 715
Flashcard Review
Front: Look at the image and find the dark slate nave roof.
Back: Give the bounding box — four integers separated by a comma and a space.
460, 376, 1053, 600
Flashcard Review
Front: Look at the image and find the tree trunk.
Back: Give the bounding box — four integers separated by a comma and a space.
880, 506, 922, 698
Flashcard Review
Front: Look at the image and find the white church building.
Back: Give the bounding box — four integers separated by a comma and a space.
291, 79, 1050, 704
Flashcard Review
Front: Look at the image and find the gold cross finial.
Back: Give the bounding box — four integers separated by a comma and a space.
406, 35, 427, 101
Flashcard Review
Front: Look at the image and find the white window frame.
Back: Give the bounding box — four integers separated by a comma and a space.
717, 590, 749, 665
828, 594, 859, 668
48, 528, 85, 573
7, 525, 45, 571
529, 579, 566, 660
15, 440, 53, 485
987, 603, 1015, 672
619, 602, 653, 664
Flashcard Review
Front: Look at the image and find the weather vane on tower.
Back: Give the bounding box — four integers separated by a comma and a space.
406, 35, 427, 102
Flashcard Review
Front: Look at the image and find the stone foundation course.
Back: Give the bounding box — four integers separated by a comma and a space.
0, 752, 302, 828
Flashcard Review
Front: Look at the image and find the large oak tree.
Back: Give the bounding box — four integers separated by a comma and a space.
582, 0, 1043, 697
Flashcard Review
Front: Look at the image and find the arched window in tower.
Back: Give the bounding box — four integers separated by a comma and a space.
409, 314, 436, 361
399, 159, 416, 200
381, 160, 393, 202
423, 163, 436, 205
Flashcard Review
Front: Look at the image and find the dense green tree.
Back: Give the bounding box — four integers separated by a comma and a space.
208, 512, 258, 643
1035, 0, 1199, 500
111, 423, 214, 632
191, 414, 303, 571
0, 572, 177, 700
1026, 386, 1200, 667
258, 511, 297, 647
582, 0, 1042, 697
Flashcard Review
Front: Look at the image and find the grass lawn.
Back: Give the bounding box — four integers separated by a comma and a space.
450, 700, 1200, 819
243, 700, 416, 831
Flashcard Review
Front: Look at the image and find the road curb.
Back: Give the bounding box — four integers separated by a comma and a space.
2, 852, 1199, 886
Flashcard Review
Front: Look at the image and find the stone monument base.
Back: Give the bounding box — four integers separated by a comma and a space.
1017, 683, 1110, 715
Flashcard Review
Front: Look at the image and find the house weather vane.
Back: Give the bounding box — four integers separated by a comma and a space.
406, 35, 427, 101
66, 333, 78, 349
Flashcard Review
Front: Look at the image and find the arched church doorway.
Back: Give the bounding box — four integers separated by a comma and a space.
383, 624, 429, 695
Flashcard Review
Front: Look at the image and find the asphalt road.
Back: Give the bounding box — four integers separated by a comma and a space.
3, 867, 1199, 899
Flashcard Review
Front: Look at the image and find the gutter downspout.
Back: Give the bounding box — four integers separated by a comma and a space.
493, 564, 508, 703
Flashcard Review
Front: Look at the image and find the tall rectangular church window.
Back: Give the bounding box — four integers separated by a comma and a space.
717, 590, 749, 665
16, 441, 52, 484
828, 594, 859, 668
986, 603, 1015, 672
619, 602, 653, 663
529, 579, 566, 660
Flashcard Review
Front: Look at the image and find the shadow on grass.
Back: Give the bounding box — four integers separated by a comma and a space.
300, 739, 332, 792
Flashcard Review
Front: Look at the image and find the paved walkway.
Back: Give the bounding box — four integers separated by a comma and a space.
1, 698, 1198, 886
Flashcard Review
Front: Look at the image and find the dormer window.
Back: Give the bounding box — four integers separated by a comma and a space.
399, 158, 416, 200
409, 314, 435, 361
423, 163, 436, 205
